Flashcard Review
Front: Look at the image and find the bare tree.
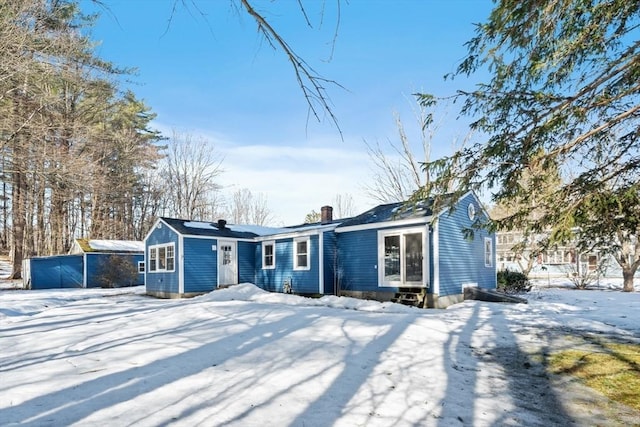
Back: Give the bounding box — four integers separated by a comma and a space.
332, 193, 355, 219
165, 0, 344, 133
161, 131, 224, 220
228, 188, 273, 226
364, 101, 468, 204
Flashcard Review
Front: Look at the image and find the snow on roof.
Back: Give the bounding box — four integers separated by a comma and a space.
227, 224, 289, 236
183, 220, 289, 237
183, 221, 215, 230
87, 240, 144, 252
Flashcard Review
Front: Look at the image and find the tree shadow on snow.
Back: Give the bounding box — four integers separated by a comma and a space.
0, 301, 314, 426
438, 302, 576, 427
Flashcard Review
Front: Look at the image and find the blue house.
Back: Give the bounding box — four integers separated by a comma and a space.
143, 211, 340, 298
144, 193, 496, 307
23, 239, 145, 290
335, 191, 496, 308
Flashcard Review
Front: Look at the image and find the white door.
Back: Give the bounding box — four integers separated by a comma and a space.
217, 240, 238, 287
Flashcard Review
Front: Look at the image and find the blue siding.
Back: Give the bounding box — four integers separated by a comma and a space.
28, 255, 83, 289
437, 193, 496, 296
322, 231, 337, 295
145, 222, 180, 295
183, 237, 217, 293
336, 229, 383, 293
255, 235, 321, 294
85, 253, 144, 288
238, 241, 256, 283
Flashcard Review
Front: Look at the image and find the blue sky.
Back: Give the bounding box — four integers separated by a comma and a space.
82, 0, 495, 225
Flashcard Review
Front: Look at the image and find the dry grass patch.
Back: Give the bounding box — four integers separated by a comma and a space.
549, 339, 640, 411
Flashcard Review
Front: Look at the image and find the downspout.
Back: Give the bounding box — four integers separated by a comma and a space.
83, 253, 88, 288
432, 221, 440, 296
178, 235, 184, 295
318, 232, 324, 294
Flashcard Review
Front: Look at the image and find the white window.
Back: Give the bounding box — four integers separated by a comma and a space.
378, 227, 427, 287
149, 247, 157, 271
149, 243, 175, 272
484, 237, 493, 267
294, 237, 310, 270
138, 261, 145, 273
262, 241, 275, 269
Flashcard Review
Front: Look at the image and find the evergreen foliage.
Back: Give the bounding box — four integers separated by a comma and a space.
421, 0, 640, 291
497, 269, 531, 294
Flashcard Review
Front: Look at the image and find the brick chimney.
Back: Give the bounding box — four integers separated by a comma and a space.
321, 205, 333, 224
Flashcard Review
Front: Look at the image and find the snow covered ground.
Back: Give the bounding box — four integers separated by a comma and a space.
1, 267, 639, 426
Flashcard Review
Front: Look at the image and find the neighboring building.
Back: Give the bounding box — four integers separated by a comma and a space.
496, 230, 601, 278
144, 192, 496, 308
22, 239, 144, 290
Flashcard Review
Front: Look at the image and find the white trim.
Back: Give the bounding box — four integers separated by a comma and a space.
148, 242, 176, 273
254, 224, 338, 242
467, 203, 476, 220
318, 232, 324, 294
178, 235, 184, 294
433, 221, 440, 295
293, 236, 311, 271
262, 240, 276, 269
336, 216, 433, 234
217, 239, 239, 286
83, 254, 88, 288
484, 236, 493, 267
143, 218, 166, 243
377, 226, 428, 288
137, 261, 145, 273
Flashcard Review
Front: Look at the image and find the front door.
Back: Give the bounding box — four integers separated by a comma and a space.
217, 240, 238, 287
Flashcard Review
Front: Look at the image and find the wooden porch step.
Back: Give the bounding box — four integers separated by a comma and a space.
391, 287, 427, 308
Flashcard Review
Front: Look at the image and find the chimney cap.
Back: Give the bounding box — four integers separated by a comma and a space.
217, 219, 227, 229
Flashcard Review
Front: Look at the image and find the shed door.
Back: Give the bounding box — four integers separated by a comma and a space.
217, 240, 238, 287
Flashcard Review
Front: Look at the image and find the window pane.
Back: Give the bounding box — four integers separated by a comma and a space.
158, 247, 166, 270
404, 233, 423, 282
485, 238, 493, 267
297, 254, 307, 267
264, 244, 274, 267
295, 240, 308, 268
149, 248, 156, 271
297, 241, 307, 255
384, 235, 400, 281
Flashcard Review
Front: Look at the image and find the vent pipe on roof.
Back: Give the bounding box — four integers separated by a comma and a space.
217, 219, 227, 229
321, 206, 333, 224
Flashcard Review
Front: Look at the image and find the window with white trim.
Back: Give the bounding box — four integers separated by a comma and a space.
262, 241, 275, 269
149, 243, 175, 272
484, 237, 493, 267
138, 261, 145, 273
294, 237, 310, 270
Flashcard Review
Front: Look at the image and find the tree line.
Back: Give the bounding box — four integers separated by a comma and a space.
1, 0, 162, 277
0, 1, 278, 279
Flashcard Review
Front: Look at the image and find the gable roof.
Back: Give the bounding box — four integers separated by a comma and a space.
159, 217, 281, 239
155, 217, 345, 241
